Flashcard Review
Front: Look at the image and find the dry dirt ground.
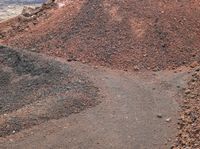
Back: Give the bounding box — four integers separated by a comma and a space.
0, 45, 191, 149
0, 0, 200, 148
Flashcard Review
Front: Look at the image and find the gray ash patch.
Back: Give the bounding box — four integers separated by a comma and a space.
0, 46, 99, 137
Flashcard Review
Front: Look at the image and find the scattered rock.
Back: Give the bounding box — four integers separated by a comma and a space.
190, 61, 199, 68
134, 65, 140, 71
22, 6, 36, 17
195, 68, 200, 72
166, 118, 171, 122
0, 1, 200, 72
184, 89, 191, 94
174, 67, 200, 148
157, 114, 163, 118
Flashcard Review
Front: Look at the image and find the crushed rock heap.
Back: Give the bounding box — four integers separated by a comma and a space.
0, 0, 199, 71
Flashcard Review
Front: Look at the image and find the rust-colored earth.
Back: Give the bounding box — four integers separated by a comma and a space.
0, 0, 200, 148
0, 0, 199, 71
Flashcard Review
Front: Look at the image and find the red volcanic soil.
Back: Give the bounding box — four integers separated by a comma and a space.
174, 69, 200, 148
0, 0, 200, 71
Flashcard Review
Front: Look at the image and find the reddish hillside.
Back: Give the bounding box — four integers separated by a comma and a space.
0, 0, 200, 71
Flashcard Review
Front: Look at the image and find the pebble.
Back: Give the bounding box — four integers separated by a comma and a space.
185, 89, 191, 94
134, 65, 139, 71
190, 94, 196, 99
166, 118, 171, 122
157, 114, 163, 118
195, 68, 200, 72
190, 61, 199, 68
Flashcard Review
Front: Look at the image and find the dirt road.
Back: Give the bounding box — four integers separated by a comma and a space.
0, 46, 190, 149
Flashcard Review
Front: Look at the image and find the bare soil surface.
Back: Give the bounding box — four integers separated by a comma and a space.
0, 45, 190, 149
0, 0, 199, 148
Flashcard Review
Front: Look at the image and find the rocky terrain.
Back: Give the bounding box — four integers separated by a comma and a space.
0, 0, 199, 71
0, 0, 199, 148
173, 67, 200, 149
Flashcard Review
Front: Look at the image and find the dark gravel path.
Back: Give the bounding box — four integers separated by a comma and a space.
0, 45, 99, 137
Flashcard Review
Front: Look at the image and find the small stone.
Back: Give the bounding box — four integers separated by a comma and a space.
190, 94, 196, 99
22, 6, 35, 17
157, 114, 163, 118
166, 118, 171, 122
134, 65, 139, 71
195, 68, 200, 72
185, 89, 191, 94
190, 61, 199, 68
67, 59, 73, 62
30, 48, 36, 52
191, 78, 197, 82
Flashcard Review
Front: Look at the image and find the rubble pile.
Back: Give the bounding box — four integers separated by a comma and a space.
0, 0, 199, 71
174, 67, 200, 148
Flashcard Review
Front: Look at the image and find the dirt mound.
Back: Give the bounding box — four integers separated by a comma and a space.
0, 0, 200, 71
0, 45, 99, 137
174, 69, 200, 148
